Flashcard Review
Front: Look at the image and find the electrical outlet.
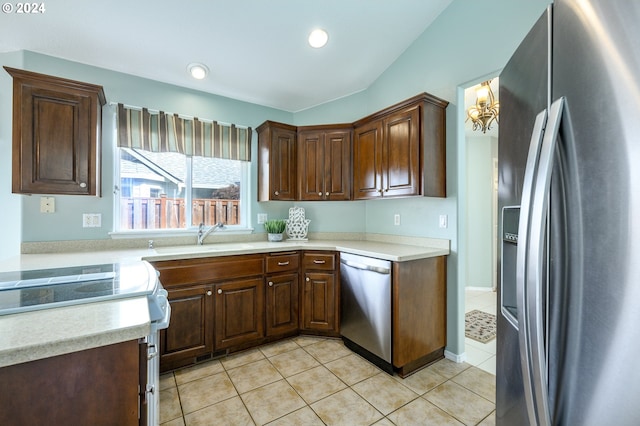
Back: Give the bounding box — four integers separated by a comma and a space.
40, 196, 55, 213
257, 213, 267, 224
439, 214, 448, 229
394, 214, 401, 226
82, 213, 102, 228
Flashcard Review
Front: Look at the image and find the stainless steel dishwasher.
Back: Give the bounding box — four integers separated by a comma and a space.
340, 252, 393, 373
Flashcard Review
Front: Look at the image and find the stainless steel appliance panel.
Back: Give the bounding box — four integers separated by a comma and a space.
340, 252, 392, 369
497, 8, 550, 425
549, 1, 640, 424
498, 0, 640, 424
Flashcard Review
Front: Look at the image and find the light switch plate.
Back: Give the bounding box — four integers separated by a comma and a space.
439, 214, 448, 228
394, 214, 401, 226
40, 196, 55, 213
257, 213, 267, 224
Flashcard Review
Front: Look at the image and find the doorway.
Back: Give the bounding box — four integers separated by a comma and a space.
461, 76, 499, 374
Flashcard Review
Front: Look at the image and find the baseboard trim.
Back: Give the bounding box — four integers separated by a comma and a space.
444, 349, 466, 363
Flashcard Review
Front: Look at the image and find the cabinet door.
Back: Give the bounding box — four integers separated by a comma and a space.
265, 273, 299, 336
270, 127, 297, 200
353, 120, 383, 200
160, 285, 213, 370
16, 85, 100, 195
302, 272, 337, 332
324, 129, 352, 200
298, 130, 325, 201
298, 128, 351, 201
6, 67, 104, 196
214, 278, 265, 349
382, 105, 421, 197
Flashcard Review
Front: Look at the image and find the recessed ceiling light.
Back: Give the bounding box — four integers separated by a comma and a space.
308, 29, 328, 48
187, 63, 209, 80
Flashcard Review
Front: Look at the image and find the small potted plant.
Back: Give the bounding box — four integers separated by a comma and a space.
264, 219, 286, 242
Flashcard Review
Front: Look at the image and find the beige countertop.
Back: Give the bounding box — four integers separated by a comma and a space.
0, 238, 449, 368
0, 297, 150, 368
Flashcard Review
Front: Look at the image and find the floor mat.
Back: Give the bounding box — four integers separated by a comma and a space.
465, 309, 497, 343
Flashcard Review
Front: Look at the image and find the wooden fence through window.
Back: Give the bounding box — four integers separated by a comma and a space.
120, 196, 240, 230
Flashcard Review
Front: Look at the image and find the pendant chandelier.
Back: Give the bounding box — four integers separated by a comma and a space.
467, 80, 500, 133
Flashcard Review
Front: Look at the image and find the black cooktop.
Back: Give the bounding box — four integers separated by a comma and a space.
0, 262, 158, 316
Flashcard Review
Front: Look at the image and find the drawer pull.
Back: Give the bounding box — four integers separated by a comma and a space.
313, 260, 326, 264
278, 261, 290, 266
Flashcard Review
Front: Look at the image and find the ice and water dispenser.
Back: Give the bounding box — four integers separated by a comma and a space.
501, 206, 520, 329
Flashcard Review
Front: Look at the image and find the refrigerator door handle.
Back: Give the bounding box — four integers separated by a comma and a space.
516, 108, 548, 426
526, 96, 565, 426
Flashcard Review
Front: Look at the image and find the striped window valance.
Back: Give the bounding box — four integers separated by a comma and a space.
117, 103, 252, 162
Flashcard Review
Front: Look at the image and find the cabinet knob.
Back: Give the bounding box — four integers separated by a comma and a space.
318, 192, 323, 196
306, 277, 310, 282
325, 192, 329, 196
217, 289, 223, 294
274, 191, 279, 196
79, 182, 87, 188
206, 290, 212, 296
268, 281, 273, 287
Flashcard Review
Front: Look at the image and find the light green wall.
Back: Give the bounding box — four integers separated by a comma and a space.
0, 0, 550, 356
466, 135, 498, 288
0, 51, 24, 259
13, 51, 296, 244
297, 0, 550, 356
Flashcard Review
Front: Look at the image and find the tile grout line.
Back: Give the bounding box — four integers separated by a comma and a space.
161, 336, 496, 425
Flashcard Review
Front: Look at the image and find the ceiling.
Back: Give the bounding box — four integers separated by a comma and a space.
0, 0, 453, 112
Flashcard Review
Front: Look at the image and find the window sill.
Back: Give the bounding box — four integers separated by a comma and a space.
109, 227, 255, 239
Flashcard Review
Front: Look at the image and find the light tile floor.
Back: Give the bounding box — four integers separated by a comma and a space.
160, 335, 496, 426
465, 288, 497, 375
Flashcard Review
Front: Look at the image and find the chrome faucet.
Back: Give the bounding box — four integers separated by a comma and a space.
197, 222, 224, 245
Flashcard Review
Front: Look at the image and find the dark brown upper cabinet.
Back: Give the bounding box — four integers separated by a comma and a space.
353, 93, 448, 199
257, 121, 297, 201
4, 67, 106, 196
297, 124, 352, 201
257, 92, 447, 202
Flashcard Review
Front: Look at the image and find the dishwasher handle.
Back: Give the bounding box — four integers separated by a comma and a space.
340, 258, 390, 275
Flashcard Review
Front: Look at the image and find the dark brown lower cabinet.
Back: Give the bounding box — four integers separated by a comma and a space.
214, 277, 264, 350
160, 284, 214, 371
0, 340, 145, 426
302, 271, 337, 332
301, 251, 339, 335
266, 272, 299, 336
392, 255, 447, 377
154, 250, 447, 376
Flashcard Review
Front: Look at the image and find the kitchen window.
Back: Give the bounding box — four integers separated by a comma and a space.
114, 104, 252, 233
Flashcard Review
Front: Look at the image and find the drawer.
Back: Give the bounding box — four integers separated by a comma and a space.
266, 252, 300, 273
302, 252, 336, 270
152, 254, 264, 287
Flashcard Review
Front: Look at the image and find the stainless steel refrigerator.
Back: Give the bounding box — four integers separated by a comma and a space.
497, 1, 640, 424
